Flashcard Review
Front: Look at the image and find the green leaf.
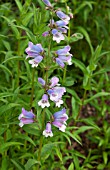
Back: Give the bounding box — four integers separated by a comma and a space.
0, 103, 20, 115
2, 40, 11, 51
15, 0, 23, 12
0, 64, 12, 76
64, 77, 75, 86
71, 97, 79, 120
11, 159, 24, 170
73, 155, 80, 170
14, 134, 36, 146
68, 163, 74, 170
69, 33, 83, 43
23, 124, 40, 136
1, 157, 9, 170
41, 143, 57, 160
75, 126, 94, 134
66, 88, 81, 105
55, 147, 63, 162
0, 142, 23, 153
103, 151, 108, 164
77, 26, 94, 55
84, 92, 110, 104
65, 131, 82, 145
22, 12, 33, 26
81, 118, 100, 131
25, 159, 40, 170
72, 58, 88, 75
2, 56, 24, 64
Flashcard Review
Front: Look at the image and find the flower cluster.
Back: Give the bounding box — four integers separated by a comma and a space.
38, 76, 66, 108
18, 0, 73, 138
43, 108, 68, 137
42, 1, 70, 43
55, 45, 73, 68
25, 42, 44, 67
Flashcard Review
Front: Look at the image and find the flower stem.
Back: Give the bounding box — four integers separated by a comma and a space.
74, 89, 87, 125
17, 39, 20, 87
30, 68, 35, 108
37, 109, 45, 170
62, 65, 67, 84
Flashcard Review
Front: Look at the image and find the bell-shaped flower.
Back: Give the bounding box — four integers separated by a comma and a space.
47, 87, 66, 106
52, 108, 68, 132
28, 56, 43, 68
25, 42, 44, 67
43, 122, 53, 137
42, 0, 52, 7
18, 108, 35, 127
52, 29, 65, 43
55, 45, 73, 67
38, 94, 50, 108
38, 76, 65, 107
56, 10, 70, 22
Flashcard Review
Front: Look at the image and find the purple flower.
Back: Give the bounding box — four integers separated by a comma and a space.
43, 122, 53, 137
56, 10, 70, 22
50, 76, 59, 88
42, 0, 52, 7
48, 87, 66, 107
42, 31, 49, 37
52, 108, 68, 132
52, 29, 65, 43
18, 108, 35, 127
38, 94, 50, 108
25, 42, 44, 67
38, 76, 66, 107
38, 77, 46, 86
42, 19, 69, 43
28, 56, 43, 68
56, 58, 65, 68
55, 45, 73, 67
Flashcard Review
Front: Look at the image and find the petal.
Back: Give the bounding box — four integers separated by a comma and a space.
52, 29, 58, 35
57, 27, 67, 33
56, 20, 69, 27
56, 11, 70, 21
42, 0, 52, 7
20, 108, 35, 119
53, 108, 66, 119
56, 58, 65, 68
52, 120, 63, 128
20, 118, 34, 124
25, 42, 44, 57
42, 94, 48, 100
42, 31, 49, 37
50, 76, 59, 87
56, 45, 71, 55
38, 77, 45, 86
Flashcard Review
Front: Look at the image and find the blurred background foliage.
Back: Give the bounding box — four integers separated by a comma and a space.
0, 0, 110, 169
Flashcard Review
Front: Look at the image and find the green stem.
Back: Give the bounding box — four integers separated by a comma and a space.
30, 68, 35, 108
37, 109, 45, 170
74, 89, 87, 125
17, 40, 20, 87
62, 65, 67, 84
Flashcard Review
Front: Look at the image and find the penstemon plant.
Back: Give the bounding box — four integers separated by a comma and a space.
18, 0, 72, 133
16, 0, 82, 169
1, 0, 110, 169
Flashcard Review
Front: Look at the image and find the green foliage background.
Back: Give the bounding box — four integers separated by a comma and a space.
0, 0, 110, 169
